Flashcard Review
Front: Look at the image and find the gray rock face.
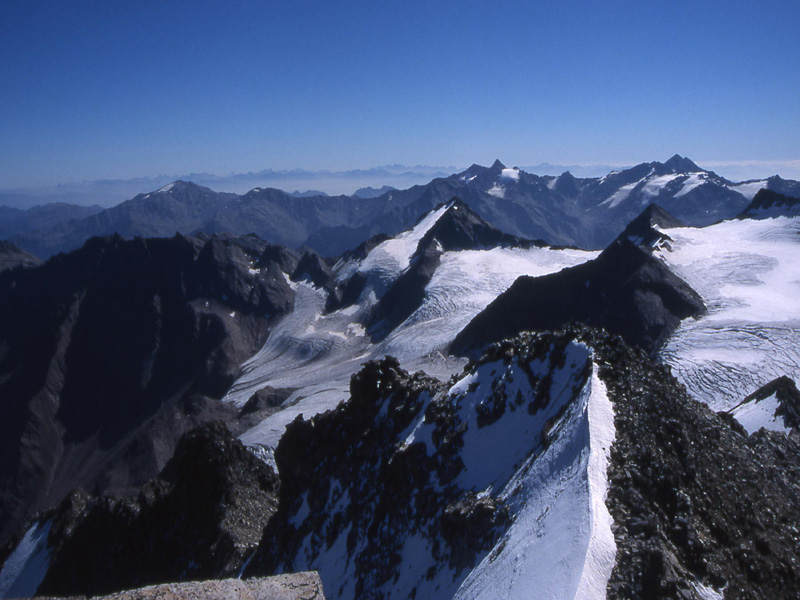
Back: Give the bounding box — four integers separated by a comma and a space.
30, 572, 325, 600
29, 422, 279, 598
592, 329, 800, 599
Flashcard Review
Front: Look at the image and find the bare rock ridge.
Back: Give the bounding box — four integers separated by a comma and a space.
0, 233, 294, 549
29, 572, 325, 600
583, 328, 800, 599
451, 205, 705, 357
26, 422, 279, 598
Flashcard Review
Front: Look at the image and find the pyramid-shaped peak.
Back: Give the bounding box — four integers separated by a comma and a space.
490, 159, 507, 171
419, 197, 529, 252
663, 154, 702, 173
636, 203, 685, 229
616, 203, 684, 250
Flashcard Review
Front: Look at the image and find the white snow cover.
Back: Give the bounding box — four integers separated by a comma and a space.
656, 216, 800, 410
728, 180, 768, 201
674, 172, 708, 198
277, 342, 616, 600
229, 236, 597, 450
729, 392, 792, 435
599, 180, 638, 208
487, 182, 505, 198
454, 365, 616, 600
692, 581, 726, 600
641, 173, 681, 199
0, 520, 52, 600
358, 202, 451, 276
157, 182, 176, 193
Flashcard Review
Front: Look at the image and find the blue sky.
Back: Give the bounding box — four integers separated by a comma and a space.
2, 0, 799, 188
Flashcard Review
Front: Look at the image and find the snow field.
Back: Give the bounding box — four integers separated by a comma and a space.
656, 216, 800, 411
229, 210, 596, 450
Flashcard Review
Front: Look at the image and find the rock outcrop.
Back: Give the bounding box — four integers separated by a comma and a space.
0, 233, 293, 548
25, 422, 279, 598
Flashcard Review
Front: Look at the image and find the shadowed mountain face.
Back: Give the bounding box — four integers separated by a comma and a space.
616, 203, 685, 250
0, 233, 295, 548
739, 188, 800, 219
0, 203, 103, 240
451, 206, 705, 357
34, 422, 280, 598
8, 157, 799, 260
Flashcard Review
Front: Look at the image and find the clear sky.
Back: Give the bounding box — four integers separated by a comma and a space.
2, 0, 799, 188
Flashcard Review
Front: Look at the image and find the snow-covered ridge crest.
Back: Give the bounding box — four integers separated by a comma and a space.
247, 333, 617, 600
454, 349, 616, 600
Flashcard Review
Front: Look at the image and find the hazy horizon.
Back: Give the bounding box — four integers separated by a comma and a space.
3, 156, 799, 210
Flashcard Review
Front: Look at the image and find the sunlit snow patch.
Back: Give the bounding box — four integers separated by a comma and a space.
487, 183, 505, 198
599, 180, 639, 208
674, 173, 708, 198
728, 180, 768, 201
728, 392, 792, 435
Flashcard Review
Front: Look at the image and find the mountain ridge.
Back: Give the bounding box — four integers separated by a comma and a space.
7, 156, 800, 260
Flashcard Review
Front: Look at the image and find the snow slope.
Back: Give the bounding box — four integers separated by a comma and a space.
656, 216, 800, 410
729, 392, 792, 435
261, 336, 616, 600
0, 520, 52, 600
453, 368, 616, 600
228, 206, 597, 452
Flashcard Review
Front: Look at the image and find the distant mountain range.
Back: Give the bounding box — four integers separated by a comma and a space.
4, 155, 800, 260
0, 165, 458, 209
